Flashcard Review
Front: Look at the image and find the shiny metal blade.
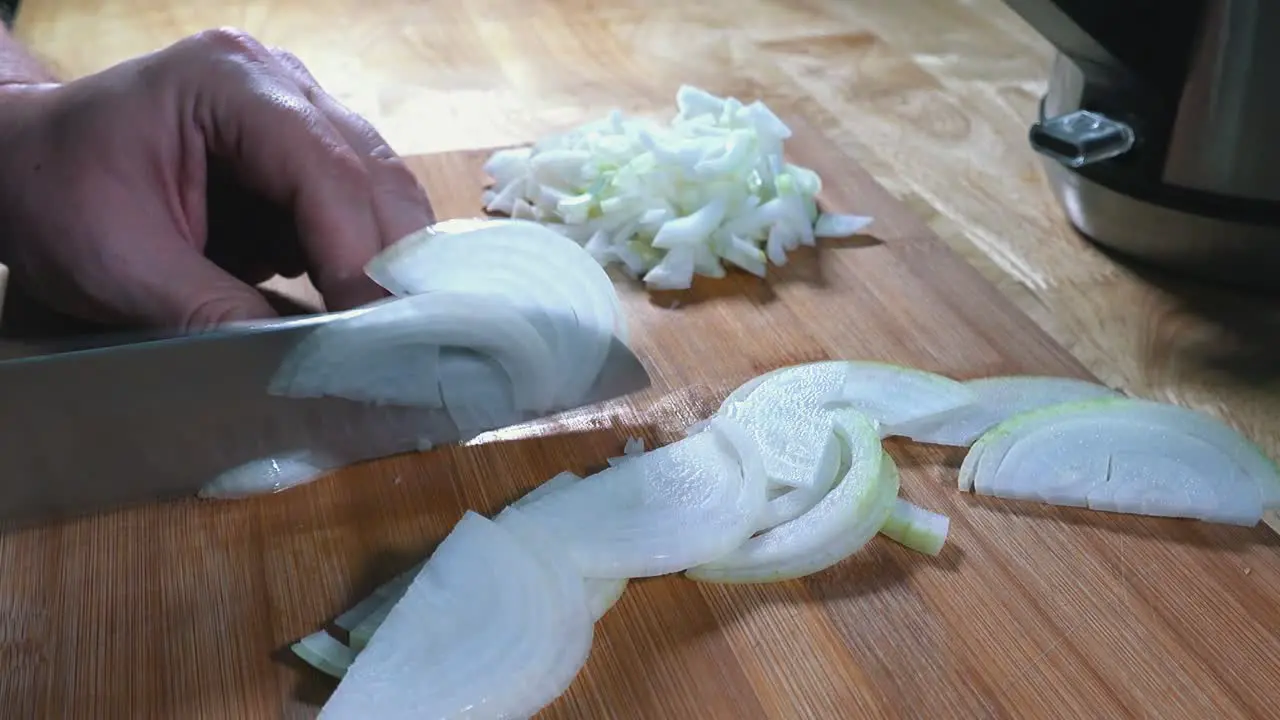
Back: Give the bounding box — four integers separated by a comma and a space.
0, 310, 650, 526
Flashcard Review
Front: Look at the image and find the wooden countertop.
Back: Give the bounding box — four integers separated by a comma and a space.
14, 5, 1280, 526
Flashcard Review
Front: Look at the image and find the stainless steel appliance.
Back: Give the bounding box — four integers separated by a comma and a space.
1002, 0, 1280, 289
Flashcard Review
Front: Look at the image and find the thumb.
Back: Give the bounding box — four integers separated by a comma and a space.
130, 239, 279, 332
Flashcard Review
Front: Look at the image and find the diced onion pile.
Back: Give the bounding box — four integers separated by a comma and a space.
480, 85, 873, 290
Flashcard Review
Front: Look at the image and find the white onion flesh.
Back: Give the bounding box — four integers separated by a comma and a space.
888, 375, 1122, 446
198, 453, 331, 499
960, 398, 1280, 526
687, 412, 898, 583
366, 218, 626, 407
516, 416, 768, 578
512, 470, 630, 620
478, 86, 875, 290
319, 510, 593, 720
879, 499, 950, 556
269, 291, 557, 412
721, 361, 975, 488
292, 631, 355, 679
344, 470, 618, 652
437, 348, 521, 440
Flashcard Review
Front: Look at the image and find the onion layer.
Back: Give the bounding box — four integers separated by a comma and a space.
888, 375, 1121, 446
319, 510, 593, 720
686, 412, 899, 584
515, 416, 768, 578
960, 398, 1280, 526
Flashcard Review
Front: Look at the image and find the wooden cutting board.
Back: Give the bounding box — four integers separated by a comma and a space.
3, 115, 1279, 720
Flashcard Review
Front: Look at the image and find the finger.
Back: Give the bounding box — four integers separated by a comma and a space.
177, 29, 387, 311
121, 234, 279, 332
270, 48, 435, 245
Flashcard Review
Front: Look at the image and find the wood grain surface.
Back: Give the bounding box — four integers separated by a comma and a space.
7, 0, 1280, 717
4, 120, 1280, 719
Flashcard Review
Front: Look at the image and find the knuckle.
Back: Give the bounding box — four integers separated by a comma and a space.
186, 27, 269, 61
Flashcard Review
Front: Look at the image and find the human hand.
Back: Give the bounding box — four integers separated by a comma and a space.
0, 28, 434, 334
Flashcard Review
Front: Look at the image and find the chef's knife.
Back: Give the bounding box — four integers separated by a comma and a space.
0, 306, 650, 526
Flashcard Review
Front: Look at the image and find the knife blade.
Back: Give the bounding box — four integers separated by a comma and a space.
0, 307, 650, 526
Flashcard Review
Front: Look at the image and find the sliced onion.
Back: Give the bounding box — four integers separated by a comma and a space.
584, 577, 628, 621
887, 375, 1121, 446
365, 218, 626, 407
319, 510, 593, 719
686, 412, 898, 584
269, 291, 558, 411
879, 499, 950, 556
345, 470, 593, 650
515, 416, 768, 578
198, 452, 332, 499
513, 471, 582, 508
437, 348, 521, 440
820, 361, 978, 432
720, 361, 974, 488
959, 398, 1280, 526
334, 560, 424, 637
291, 631, 355, 679
751, 445, 848, 533
509, 470, 629, 620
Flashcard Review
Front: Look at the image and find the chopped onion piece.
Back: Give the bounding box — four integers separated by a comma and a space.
686, 413, 899, 584
813, 212, 873, 238
478, 86, 875, 290
888, 375, 1121, 446
516, 416, 768, 578
198, 453, 331, 499
291, 631, 355, 679
319, 511, 593, 720
959, 398, 1280, 526
879, 499, 950, 556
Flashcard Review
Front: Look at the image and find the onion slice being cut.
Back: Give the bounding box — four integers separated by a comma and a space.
959, 397, 1280, 526
686, 411, 899, 584
318, 510, 593, 720
269, 291, 558, 412
437, 348, 522, 440
887, 375, 1121, 446
365, 218, 626, 407
516, 416, 768, 578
